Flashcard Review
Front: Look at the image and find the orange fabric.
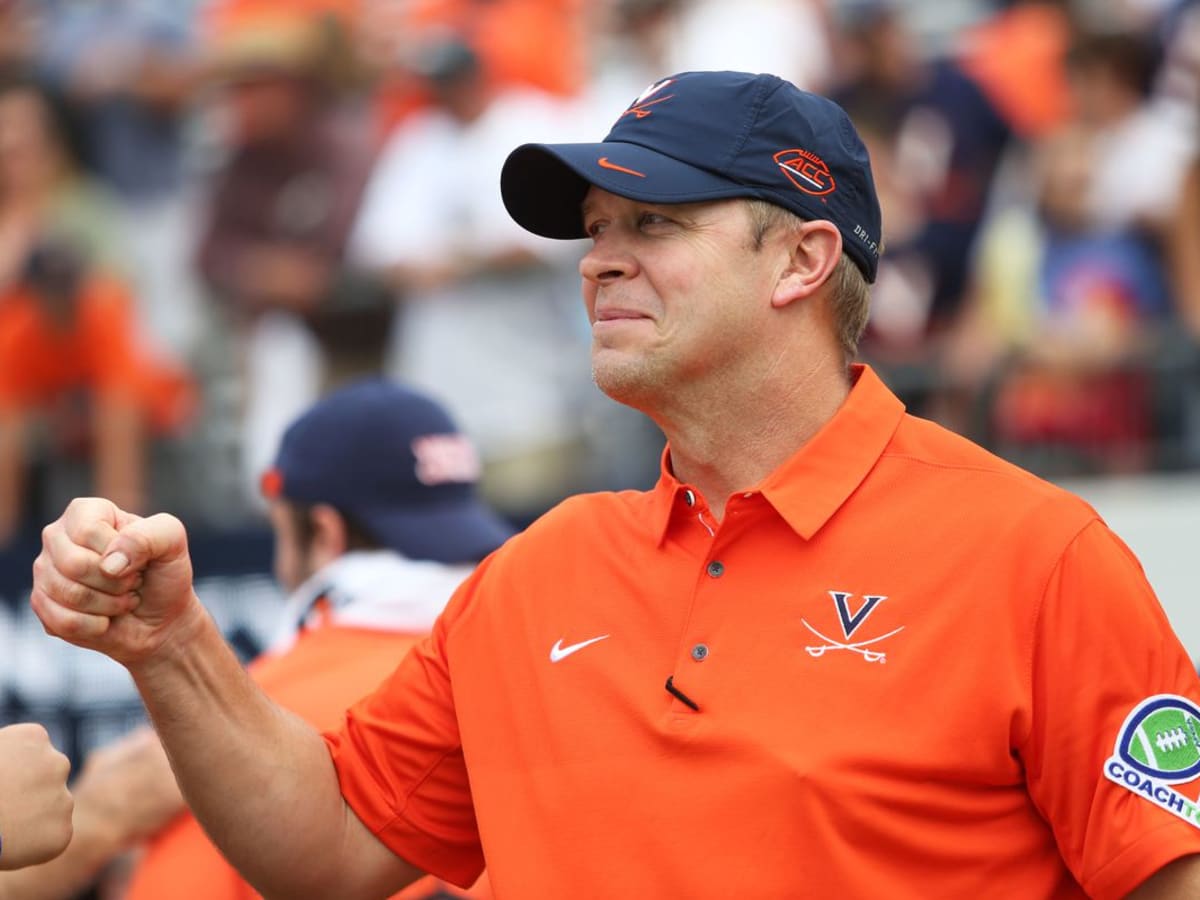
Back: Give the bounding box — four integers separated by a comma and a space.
327, 365, 1200, 897
469, 0, 586, 97
201, 0, 361, 36
957, 3, 1074, 139
0, 277, 194, 434
399, 0, 584, 97
205, 0, 585, 101
126, 626, 490, 900
368, 0, 587, 135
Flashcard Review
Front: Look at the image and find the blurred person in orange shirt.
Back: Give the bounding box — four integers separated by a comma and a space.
31, 0, 211, 359
0, 72, 194, 545
123, 378, 507, 900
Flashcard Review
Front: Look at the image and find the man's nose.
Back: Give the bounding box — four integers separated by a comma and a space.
580, 240, 638, 285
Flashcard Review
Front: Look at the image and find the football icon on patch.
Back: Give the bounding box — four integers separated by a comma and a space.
1116, 695, 1200, 783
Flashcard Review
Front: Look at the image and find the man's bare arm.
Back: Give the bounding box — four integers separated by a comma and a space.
30, 499, 424, 897
130, 604, 420, 897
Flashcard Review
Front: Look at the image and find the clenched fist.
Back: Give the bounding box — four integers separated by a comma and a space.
31, 497, 201, 667
0, 724, 72, 870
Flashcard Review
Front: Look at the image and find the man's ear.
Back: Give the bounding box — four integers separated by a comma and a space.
307, 503, 349, 568
771, 220, 843, 309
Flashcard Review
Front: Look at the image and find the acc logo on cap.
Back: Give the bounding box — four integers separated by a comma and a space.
774, 148, 836, 196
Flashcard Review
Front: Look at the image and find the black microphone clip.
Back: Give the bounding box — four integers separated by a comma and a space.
664, 675, 700, 711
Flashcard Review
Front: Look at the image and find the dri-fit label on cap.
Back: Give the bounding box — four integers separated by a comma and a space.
1105, 694, 1200, 829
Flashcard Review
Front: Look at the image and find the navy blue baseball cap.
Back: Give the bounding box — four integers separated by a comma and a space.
261, 379, 515, 564
501, 70, 882, 281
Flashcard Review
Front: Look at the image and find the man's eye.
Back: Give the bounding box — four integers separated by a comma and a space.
639, 212, 670, 227
585, 220, 607, 237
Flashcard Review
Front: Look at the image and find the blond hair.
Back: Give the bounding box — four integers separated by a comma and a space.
745, 199, 873, 363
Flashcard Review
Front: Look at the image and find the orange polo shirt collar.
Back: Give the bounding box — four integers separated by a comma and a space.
652, 364, 906, 543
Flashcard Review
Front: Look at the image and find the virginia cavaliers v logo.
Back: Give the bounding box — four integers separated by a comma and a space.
802, 590, 903, 664
775, 148, 836, 196
622, 78, 676, 119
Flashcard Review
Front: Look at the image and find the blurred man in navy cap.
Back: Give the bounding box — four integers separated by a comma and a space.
122, 378, 508, 900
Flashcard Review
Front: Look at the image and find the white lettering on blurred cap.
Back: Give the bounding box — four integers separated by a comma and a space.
412, 434, 481, 485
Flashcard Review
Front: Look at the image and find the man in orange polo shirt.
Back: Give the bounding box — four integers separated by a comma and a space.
28, 71, 1200, 897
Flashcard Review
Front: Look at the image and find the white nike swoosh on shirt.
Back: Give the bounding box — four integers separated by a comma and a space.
549, 635, 610, 663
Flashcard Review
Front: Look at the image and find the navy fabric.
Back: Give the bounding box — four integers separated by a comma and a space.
267, 379, 514, 564
501, 70, 883, 281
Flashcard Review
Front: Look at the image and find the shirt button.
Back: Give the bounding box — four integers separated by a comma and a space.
684, 489, 696, 507
691, 643, 709, 661
706, 560, 724, 578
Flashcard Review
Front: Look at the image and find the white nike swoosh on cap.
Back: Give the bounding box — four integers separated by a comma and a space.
549, 635, 610, 663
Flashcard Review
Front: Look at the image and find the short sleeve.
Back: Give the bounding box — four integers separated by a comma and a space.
324, 578, 484, 888
1021, 518, 1200, 898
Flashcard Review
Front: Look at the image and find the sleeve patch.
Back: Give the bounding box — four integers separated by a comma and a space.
1106, 694, 1200, 829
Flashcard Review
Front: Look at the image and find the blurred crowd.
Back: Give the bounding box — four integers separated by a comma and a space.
0, 0, 1197, 547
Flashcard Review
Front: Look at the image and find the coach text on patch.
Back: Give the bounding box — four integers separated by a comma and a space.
1105, 694, 1200, 829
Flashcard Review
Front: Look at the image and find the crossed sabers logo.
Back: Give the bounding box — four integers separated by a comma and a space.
802, 591, 903, 664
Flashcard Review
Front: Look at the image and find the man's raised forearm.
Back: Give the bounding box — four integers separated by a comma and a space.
31, 500, 423, 897
128, 601, 356, 897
